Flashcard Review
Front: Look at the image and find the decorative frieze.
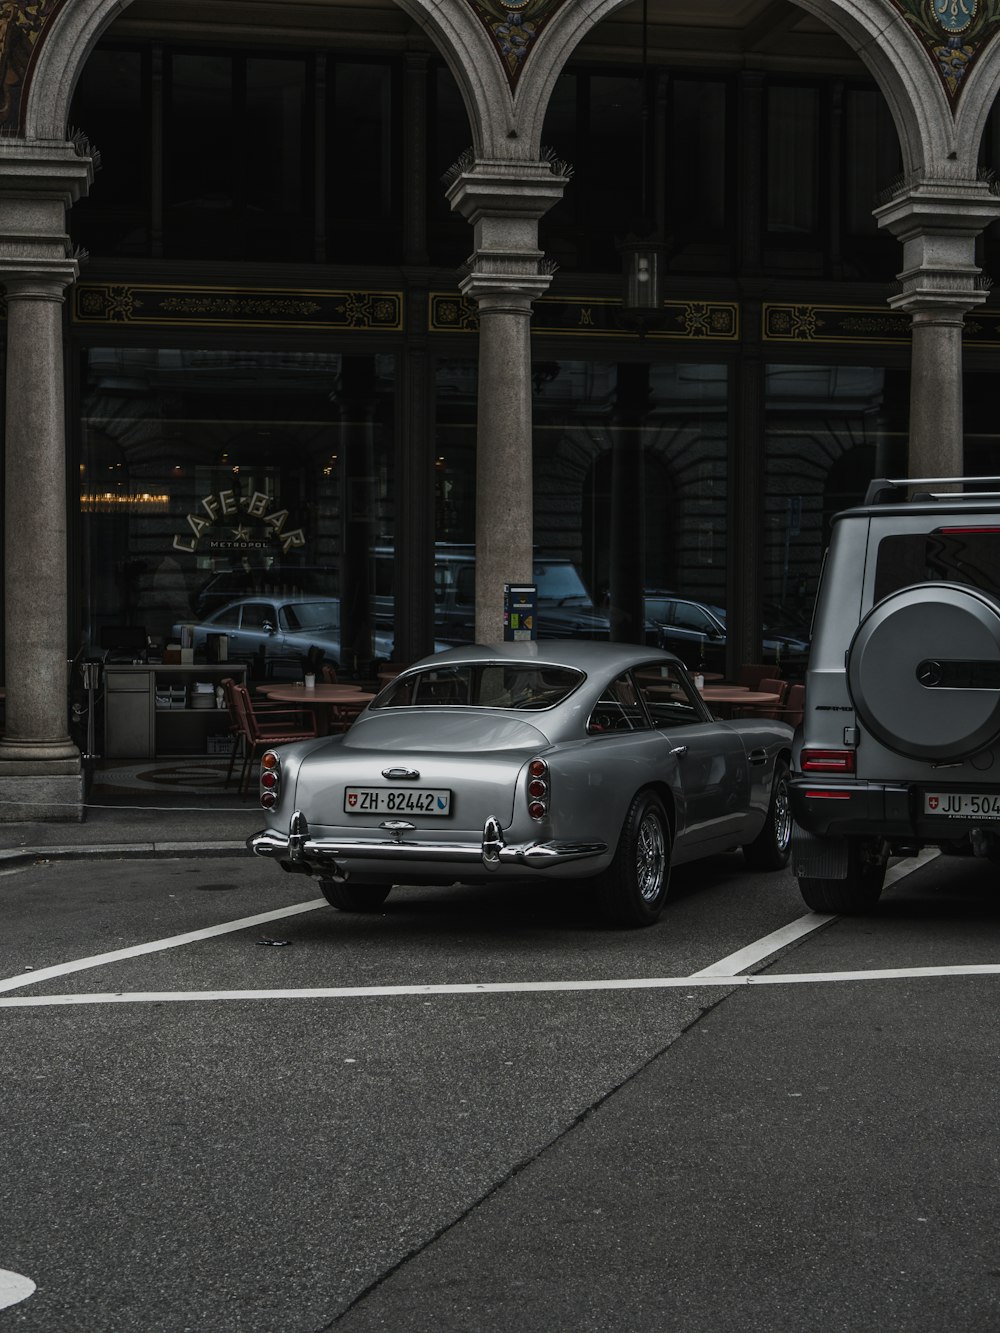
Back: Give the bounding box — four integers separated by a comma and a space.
430, 292, 740, 340
64, 281, 1000, 346
72, 283, 404, 331
764, 303, 913, 344
763, 300, 1000, 347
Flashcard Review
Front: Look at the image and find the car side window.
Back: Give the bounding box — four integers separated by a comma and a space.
670, 602, 714, 633
210, 605, 240, 629
240, 602, 277, 631
455, 567, 476, 606
635, 663, 703, 728
587, 673, 651, 734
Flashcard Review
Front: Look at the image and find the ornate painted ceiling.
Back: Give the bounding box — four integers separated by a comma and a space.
464, 0, 569, 88
890, 0, 1000, 101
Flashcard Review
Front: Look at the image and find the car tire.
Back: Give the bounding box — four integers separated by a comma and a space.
847, 582, 1000, 761
318, 880, 392, 912
797, 838, 887, 914
742, 761, 792, 871
597, 790, 671, 928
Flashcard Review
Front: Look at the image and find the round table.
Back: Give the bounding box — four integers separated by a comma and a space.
258, 683, 376, 735
698, 686, 781, 718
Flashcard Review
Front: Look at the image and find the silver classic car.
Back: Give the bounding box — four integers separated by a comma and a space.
248, 642, 793, 926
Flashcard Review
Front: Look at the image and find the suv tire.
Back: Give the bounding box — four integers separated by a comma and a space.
847, 581, 1000, 761
797, 837, 887, 914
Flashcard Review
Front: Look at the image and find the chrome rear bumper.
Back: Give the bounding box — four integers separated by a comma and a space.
248, 810, 607, 876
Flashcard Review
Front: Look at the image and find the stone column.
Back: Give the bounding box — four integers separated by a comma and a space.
876, 180, 1000, 480
0, 139, 93, 819
1, 274, 79, 766
446, 160, 568, 643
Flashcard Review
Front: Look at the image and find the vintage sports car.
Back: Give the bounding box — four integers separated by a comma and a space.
248, 642, 793, 926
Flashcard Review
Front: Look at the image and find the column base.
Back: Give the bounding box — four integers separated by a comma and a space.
0, 758, 84, 821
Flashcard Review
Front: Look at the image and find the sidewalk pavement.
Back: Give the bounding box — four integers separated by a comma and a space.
0, 791, 264, 864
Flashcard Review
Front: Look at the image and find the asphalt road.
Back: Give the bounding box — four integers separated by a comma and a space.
1, 848, 999, 1332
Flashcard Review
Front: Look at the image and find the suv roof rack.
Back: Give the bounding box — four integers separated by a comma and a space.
864, 476, 1000, 505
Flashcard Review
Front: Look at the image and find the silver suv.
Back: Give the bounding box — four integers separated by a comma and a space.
790, 476, 1000, 913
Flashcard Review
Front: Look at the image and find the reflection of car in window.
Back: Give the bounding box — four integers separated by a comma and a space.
647, 595, 810, 674
176, 596, 397, 677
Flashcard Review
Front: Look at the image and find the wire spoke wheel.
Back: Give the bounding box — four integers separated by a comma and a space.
598, 790, 671, 927
743, 761, 792, 871
636, 808, 667, 902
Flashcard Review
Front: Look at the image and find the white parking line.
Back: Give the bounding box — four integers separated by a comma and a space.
0, 846, 966, 1010
2, 962, 1000, 1008
0, 1268, 35, 1310
690, 913, 835, 977
0, 898, 328, 995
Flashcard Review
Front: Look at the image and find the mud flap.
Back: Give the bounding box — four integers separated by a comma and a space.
791, 825, 849, 880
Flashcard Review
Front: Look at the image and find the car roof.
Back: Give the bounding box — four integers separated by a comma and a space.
411, 640, 681, 672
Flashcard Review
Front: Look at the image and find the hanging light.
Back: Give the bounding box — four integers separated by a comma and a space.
619, 0, 669, 336
620, 229, 667, 333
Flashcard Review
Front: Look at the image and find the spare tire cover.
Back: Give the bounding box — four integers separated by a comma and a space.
847, 582, 1000, 761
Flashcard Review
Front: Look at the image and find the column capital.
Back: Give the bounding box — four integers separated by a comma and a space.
876, 177, 1000, 316
1, 265, 78, 296
0, 135, 94, 285
446, 157, 570, 226
447, 155, 569, 306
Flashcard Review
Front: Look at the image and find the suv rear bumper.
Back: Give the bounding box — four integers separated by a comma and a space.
790, 776, 1000, 841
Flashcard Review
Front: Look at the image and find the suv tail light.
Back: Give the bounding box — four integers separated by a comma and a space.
800, 748, 856, 774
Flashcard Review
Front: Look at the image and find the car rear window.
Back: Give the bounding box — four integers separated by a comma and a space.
373, 663, 583, 710
875, 529, 1000, 604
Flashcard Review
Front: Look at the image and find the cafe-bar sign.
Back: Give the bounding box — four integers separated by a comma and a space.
172, 487, 305, 555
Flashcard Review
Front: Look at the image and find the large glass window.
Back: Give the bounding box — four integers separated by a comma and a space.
668, 79, 729, 243
429, 66, 475, 266
841, 86, 901, 280
328, 62, 400, 260
67, 48, 149, 257
433, 356, 728, 650
766, 85, 820, 236
164, 52, 311, 260
764, 363, 908, 664
79, 349, 395, 673
70, 44, 403, 263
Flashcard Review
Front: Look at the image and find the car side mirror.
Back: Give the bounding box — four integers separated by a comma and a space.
262, 620, 277, 634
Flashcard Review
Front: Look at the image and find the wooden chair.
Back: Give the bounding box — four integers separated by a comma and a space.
225, 679, 319, 796
736, 664, 775, 690
774, 682, 806, 727
735, 677, 788, 720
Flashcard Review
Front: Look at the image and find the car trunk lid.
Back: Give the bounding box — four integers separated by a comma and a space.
295, 710, 551, 832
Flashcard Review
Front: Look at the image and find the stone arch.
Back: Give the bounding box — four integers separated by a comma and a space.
20, 0, 124, 140
954, 31, 1000, 176
787, 0, 961, 176
23, 0, 502, 152
22, 0, 980, 182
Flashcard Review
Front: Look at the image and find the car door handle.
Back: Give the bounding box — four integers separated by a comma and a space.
749, 747, 768, 766
668, 745, 688, 759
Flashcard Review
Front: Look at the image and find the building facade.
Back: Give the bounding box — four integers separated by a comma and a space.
1, 0, 1000, 819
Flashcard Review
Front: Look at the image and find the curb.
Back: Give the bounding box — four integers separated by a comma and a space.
0, 840, 252, 866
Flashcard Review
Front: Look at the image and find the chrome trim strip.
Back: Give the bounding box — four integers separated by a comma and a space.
248, 828, 607, 870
